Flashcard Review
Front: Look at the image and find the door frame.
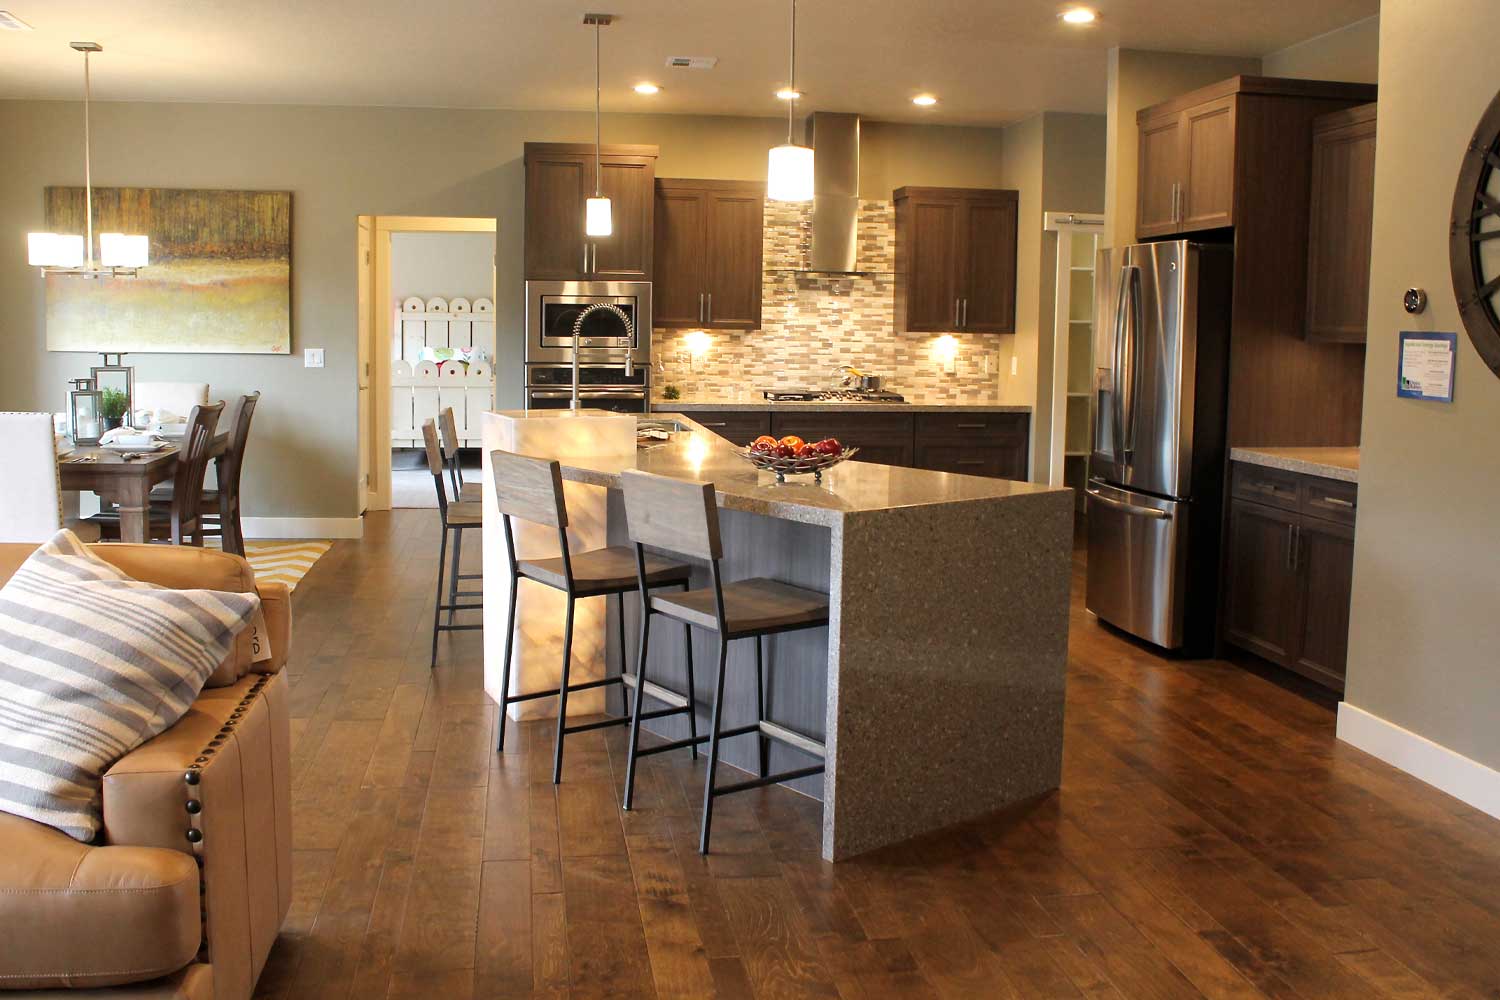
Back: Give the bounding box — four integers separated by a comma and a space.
363, 215, 497, 512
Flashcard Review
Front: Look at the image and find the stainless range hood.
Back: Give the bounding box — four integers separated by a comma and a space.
804, 111, 863, 274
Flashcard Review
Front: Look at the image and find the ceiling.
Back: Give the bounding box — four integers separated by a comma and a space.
0, 1, 1378, 126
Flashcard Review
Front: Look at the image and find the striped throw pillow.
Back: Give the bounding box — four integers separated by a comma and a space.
0, 530, 261, 841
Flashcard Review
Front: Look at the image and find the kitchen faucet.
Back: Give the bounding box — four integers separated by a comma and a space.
568, 303, 635, 411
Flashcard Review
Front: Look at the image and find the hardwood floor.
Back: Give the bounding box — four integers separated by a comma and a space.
256, 509, 1500, 999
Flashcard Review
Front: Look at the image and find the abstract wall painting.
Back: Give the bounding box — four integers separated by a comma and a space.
44, 187, 292, 354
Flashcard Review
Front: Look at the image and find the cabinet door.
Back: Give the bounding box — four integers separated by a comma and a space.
591, 157, 655, 280
525, 152, 589, 279
962, 195, 1018, 333
914, 444, 1025, 480
1223, 498, 1300, 666
681, 410, 771, 444
654, 187, 708, 328
770, 413, 915, 467
903, 198, 964, 332
1136, 113, 1184, 239
1180, 97, 1237, 232
1305, 105, 1377, 343
1290, 516, 1355, 690
704, 188, 765, 330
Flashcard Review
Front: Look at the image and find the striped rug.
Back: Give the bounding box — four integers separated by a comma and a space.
208, 540, 332, 591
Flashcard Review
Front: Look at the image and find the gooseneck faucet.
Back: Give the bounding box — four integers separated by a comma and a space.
569, 303, 636, 411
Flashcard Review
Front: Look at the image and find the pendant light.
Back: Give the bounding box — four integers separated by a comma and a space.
583, 14, 613, 238
27, 42, 149, 277
767, 0, 813, 202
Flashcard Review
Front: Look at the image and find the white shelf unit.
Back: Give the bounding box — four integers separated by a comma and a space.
390, 295, 496, 448
1044, 212, 1103, 509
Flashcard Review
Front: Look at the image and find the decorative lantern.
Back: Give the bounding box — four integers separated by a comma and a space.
90, 355, 135, 431
68, 377, 103, 445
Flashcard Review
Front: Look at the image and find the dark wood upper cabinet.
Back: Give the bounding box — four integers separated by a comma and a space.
653, 179, 764, 330
523, 142, 657, 281
1135, 76, 1376, 242
1305, 103, 1378, 343
894, 187, 1018, 334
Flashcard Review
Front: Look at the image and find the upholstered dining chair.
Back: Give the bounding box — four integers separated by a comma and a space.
151, 392, 258, 556
0, 411, 100, 543
134, 381, 209, 425
90, 401, 225, 546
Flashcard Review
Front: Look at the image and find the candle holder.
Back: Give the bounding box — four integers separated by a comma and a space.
68, 377, 103, 445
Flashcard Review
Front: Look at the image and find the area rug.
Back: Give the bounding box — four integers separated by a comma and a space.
209, 539, 331, 591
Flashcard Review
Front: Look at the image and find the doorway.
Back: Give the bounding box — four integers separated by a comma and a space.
357, 216, 497, 511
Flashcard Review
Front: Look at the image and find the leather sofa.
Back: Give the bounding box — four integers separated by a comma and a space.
0, 543, 292, 1000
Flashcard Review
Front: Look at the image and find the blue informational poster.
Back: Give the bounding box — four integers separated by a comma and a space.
1397, 331, 1457, 403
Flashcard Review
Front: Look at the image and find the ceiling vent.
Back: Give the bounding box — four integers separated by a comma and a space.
0, 10, 35, 30
665, 56, 718, 70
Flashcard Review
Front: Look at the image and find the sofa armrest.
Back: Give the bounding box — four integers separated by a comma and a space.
256, 580, 291, 674
103, 671, 293, 1000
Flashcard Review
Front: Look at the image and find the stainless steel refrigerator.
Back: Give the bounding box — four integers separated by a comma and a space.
1085, 240, 1233, 653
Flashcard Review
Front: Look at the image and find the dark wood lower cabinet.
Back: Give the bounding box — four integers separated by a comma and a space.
1222, 461, 1357, 691
674, 409, 1030, 481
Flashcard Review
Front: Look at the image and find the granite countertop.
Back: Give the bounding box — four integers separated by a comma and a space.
653, 400, 1033, 414
501, 411, 1062, 528
1229, 446, 1360, 484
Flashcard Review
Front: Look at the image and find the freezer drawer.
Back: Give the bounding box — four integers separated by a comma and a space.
1085, 480, 1191, 649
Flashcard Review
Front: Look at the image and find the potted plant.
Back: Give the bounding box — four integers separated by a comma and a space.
99, 387, 130, 432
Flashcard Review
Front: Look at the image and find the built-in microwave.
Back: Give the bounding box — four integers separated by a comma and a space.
524, 279, 652, 366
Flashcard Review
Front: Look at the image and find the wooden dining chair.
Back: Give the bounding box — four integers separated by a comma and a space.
425, 419, 484, 665
90, 401, 225, 546
439, 407, 481, 503
150, 392, 258, 556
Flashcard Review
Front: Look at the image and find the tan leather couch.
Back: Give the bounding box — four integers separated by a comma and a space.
0, 543, 293, 1000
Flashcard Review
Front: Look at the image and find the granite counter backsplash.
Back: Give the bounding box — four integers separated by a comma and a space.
650, 199, 1008, 404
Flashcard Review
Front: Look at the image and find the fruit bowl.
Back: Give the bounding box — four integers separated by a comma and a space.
737, 445, 859, 482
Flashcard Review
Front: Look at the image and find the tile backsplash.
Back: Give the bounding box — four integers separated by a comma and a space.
651, 199, 1007, 404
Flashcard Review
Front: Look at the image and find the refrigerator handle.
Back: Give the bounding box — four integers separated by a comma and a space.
1112, 265, 1141, 464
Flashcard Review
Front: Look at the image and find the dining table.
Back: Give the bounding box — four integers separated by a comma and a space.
58, 433, 229, 543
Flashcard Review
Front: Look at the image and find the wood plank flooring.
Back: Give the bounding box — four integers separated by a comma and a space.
255, 509, 1500, 999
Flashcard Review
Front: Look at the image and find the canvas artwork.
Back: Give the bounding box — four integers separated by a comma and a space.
44, 187, 292, 354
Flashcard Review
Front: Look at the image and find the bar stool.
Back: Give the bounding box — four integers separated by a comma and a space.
424, 419, 483, 666
618, 469, 830, 854
439, 407, 481, 503
489, 449, 699, 784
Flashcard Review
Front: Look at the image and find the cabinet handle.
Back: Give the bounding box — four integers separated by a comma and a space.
956, 422, 987, 430
707, 292, 713, 323
698, 292, 704, 323
956, 459, 985, 466
700, 421, 727, 427
584, 244, 590, 274
1321, 496, 1355, 508
954, 298, 961, 329
961, 298, 968, 328
1286, 522, 1297, 571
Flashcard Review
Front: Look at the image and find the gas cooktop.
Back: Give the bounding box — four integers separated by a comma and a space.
763, 388, 907, 403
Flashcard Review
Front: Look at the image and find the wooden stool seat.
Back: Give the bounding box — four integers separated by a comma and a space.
520, 545, 691, 596
652, 579, 829, 637
444, 501, 484, 526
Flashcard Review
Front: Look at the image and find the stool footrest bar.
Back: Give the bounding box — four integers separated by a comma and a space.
620, 672, 690, 709
710, 764, 825, 797
635, 732, 712, 757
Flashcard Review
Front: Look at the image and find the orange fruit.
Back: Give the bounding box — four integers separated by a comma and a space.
779, 435, 805, 450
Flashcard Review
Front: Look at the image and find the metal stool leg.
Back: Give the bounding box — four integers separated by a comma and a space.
622, 602, 653, 811
551, 595, 576, 784
447, 527, 464, 626
496, 572, 520, 752
699, 635, 731, 854
430, 524, 448, 668
755, 636, 768, 779
684, 613, 699, 761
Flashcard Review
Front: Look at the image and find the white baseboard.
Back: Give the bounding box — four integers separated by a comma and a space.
240, 516, 364, 540
1337, 702, 1500, 821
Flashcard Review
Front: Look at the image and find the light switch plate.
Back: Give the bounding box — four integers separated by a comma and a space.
304, 348, 325, 369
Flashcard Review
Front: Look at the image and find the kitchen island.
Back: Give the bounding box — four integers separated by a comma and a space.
482, 410, 1072, 861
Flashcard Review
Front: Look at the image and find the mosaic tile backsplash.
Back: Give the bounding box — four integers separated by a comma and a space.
650, 200, 1007, 404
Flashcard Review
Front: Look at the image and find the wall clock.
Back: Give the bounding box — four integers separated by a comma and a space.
1451, 88, 1500, 378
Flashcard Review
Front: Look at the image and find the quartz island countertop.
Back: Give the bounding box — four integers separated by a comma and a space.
1230, 446, 1360, 483
479, 408, 1073, 861
654, 400, 1033, 414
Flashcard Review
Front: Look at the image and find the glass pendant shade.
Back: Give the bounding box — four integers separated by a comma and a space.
585, 196, 613, 237
28, 233, 85, 268
767, 143, 815, 202
99, 233, 149, 268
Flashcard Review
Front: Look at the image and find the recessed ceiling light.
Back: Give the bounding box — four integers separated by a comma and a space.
912, 94, 939, 107
775, 87, 802, 101
1060, 8, 1098, 24
633, 82, 661, 95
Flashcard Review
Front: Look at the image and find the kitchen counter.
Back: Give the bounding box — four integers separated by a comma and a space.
1230, 446, 1360, 483
656, 400, 1032, 414
480, 409, 1072, 861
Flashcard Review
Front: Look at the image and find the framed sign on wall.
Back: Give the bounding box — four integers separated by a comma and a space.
1397, 331, 1458, 402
